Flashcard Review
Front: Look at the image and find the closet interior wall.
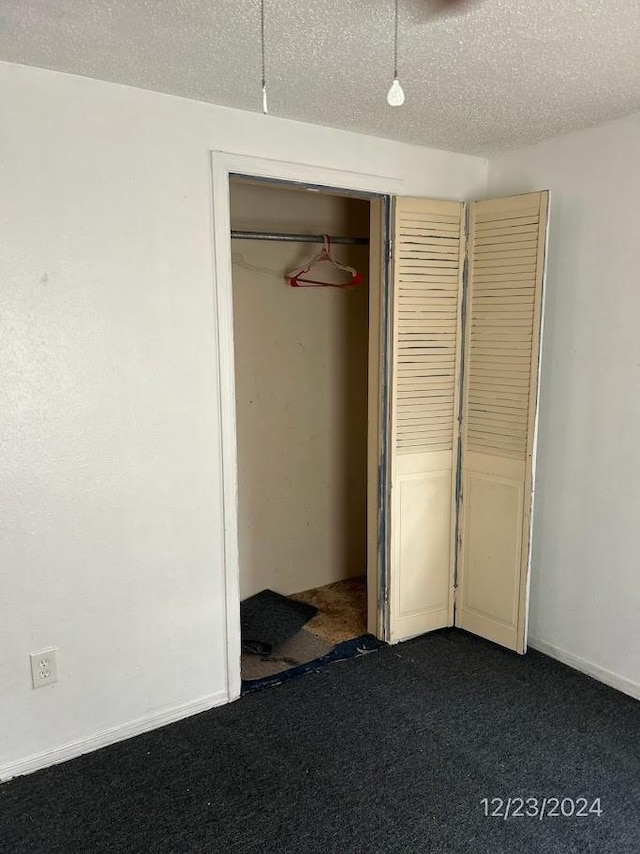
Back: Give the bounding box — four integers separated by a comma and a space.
230, 180, 370, 600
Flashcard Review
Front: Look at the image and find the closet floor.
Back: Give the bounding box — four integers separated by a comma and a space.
289, 576, 367, 644
240, 576, 369, 686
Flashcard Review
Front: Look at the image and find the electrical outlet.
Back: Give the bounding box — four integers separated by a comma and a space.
30, 649, 58, 689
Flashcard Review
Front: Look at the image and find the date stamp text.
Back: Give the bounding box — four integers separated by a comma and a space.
481, 797, 602, 820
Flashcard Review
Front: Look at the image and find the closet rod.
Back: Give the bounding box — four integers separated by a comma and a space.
231, 230, 369, 246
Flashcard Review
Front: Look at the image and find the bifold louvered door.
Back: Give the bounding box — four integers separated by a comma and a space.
388, 198, 465, 641
456, 191, 549, 653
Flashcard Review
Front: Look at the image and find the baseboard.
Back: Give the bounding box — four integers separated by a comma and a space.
0, 689, 229, 783
528, 637, 640, 702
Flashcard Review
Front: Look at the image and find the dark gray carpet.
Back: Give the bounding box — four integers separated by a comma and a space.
1, 629, 639, 854
240, 589, 317, 654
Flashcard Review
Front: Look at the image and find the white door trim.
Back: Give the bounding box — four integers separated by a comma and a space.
210, 151, 404, 702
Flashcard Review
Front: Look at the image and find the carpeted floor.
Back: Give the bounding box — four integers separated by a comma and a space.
2, 629, 640, 853
240, 590, 318, 654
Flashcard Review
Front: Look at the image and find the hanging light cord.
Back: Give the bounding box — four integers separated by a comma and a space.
393, 0, 399, 80
386, 0, 405, 105
261, 0, 268, 114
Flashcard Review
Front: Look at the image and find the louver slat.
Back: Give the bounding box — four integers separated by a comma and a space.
464, 195, 546, 460
393, 200, 464, 454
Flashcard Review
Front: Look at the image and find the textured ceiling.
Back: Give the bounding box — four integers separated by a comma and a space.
1, 0, 640, 154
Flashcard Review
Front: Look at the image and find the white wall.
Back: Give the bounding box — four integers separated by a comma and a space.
0, 60, 487, 778
488, 112, 640, 698
231, 182, 370, 600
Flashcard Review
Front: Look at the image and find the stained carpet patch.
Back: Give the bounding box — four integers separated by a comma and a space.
240, 627, 333, 682
290, 576, 367, 644
242, 633, 385, 694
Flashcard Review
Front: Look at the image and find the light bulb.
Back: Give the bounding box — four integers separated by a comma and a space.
386, 78, 405, 107
262, 83, 268, 115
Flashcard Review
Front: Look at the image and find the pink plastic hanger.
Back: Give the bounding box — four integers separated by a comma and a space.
287, 236, 363, 289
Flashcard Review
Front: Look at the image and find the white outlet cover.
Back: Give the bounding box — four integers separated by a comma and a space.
30, 648, 58, 688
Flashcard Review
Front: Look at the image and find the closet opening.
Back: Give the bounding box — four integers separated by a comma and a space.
229, 175, 389, 691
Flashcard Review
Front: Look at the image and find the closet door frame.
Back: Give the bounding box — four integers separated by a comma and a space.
211, 151, 403, 702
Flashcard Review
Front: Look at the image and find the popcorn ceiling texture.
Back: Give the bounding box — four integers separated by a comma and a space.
1, 0, 639, 153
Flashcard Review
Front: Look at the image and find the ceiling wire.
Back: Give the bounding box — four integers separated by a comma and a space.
393, 0, 399, 80
260, 0, 268, 114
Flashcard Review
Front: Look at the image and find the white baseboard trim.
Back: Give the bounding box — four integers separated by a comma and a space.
0, 689, 229, 783
528, 637, 640, 702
